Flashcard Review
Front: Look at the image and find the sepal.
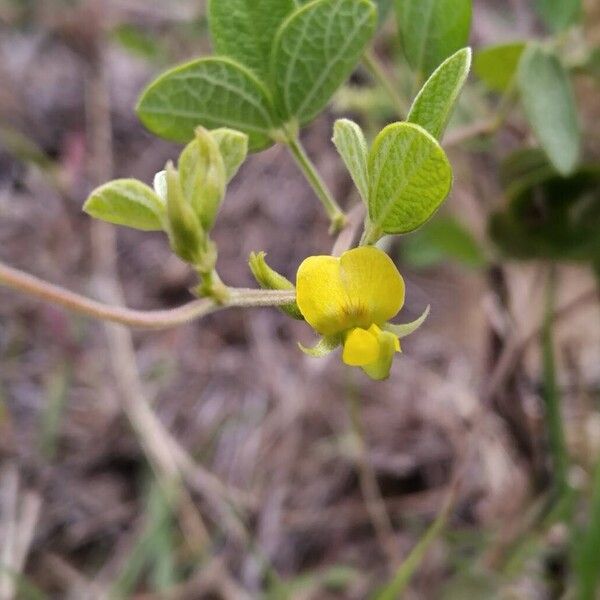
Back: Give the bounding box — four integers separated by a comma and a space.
299, 335, 342, 358
384, 305, 430, 338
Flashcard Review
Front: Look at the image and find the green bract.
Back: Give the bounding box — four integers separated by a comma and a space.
83, 179, 165, 232
518, 44, 580, 176
407, 47, 472, 139
137, 0, 377, 150
395, 0, 472, 79
367, 122, 452, 236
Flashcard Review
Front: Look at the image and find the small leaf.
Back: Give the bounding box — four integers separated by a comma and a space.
332, 119, 369, 203
395, 0, 472, 79
518, 44, 580, 176
299, 335, 342, 357
408, 47, 472, 140
536, 0, 581, 32
473, 42, 525, 92
384, 305, 430, 338
83, 179, 165, 231
208, 0, 296, 81
136, 57, 277, 151
210, 128, 249, 182
271, 0, 377, 125
367, 122, 453, 235
402, 216, 486, 269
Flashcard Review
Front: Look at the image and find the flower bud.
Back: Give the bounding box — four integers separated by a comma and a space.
178, 126, 226, 231
165, 162, 204, 264
249, 251, 303, 320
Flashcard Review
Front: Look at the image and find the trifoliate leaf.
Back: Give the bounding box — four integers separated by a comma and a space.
332, 119, 369, 203
395, 0, 472, 79
517, 44, 580, 176
208, 0, 296, 81
408, 47, 472, 140
83, 179, 165, 231
136, 57, 277, 151
367, 122, 452, 236
271, 0, 377, 125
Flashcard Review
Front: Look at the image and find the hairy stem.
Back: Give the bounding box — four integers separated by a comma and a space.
0, 260, 296, 329
286, 135, 346, 233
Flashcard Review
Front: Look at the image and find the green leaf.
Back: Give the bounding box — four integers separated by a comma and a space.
332, 119, 369, 203
384, 305, 430, 338
271, 0, 377, 125
402, 217, 486, 268
210, 128, 249, 182
299, 335, 342, 357
536, 0, 581, 32
408, 47, 472, 139
395, 0, 472, 79
83, 179, 165, 231
136, 57, 277, 151
473, 42, 525, 92
517, 45, 580, 176
375, 0, 394, 25
208, 0, 296, 81
367, 122, 453, 235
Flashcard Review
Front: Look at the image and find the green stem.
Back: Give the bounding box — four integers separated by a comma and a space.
286, 135, 346, 233
362, 49, 409, 119
542, 264, 569, 494
0, 259, 297, 330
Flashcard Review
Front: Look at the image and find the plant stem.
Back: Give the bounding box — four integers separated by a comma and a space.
542, 264, 569, 494
0, 260, 296, 329
362, 49, 409, 119
285, 135, 346, 233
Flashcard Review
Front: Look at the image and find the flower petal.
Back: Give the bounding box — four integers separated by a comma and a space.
343, 327, 380, 366
362, 330, 400, 380
339, 246, 405, 326
296, 255, 351, 335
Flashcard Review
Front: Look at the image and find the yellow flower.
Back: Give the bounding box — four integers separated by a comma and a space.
296, 246, 428, 380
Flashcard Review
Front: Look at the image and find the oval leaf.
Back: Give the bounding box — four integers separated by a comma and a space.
518, 45, 580, 176
83, 179, 165, 231
367, 122, 452, 234
536, 0, 581, 32
332, 119, 369, 203
271, 0, 377, 125
396, 0, 472, 79
136, 57, 277, 151
408, 47, 472, 140
208, 0, 296, 81
473, 42, 525, 92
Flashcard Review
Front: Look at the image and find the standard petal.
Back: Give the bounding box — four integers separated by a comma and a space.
339, 246, 405, 326
342, 327, 380, 366
296, 255, 351, 335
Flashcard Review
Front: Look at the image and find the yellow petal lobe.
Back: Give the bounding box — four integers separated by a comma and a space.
343, 327, 380, 366
339, 246, 404, 325
296, 255, 351, 335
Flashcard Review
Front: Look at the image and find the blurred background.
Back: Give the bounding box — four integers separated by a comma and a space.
0, 0, 599, 598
